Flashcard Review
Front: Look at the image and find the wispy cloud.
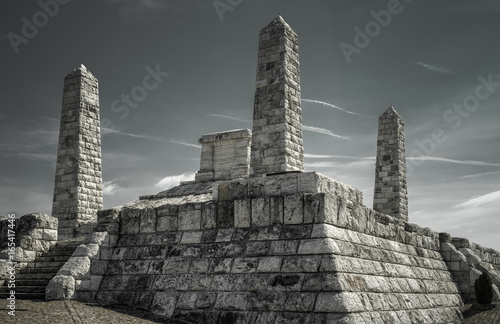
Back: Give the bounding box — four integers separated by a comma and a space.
302, 99, 376, 119
169, 140, 201, 149
102, 127, 201, 148
456, 190, 500, 208
304, 153, 375, 160
407, 156, 500, 167
156, 172, 195, 190
103, 180, 120, 195
208, 114, 350, 140
209, 114, 251, 124
302, 125, 350, 140
414, 61, 456, 74
461, 171, 500, 179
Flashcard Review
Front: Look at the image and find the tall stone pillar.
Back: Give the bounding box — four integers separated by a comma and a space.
52, 64, 103, 240
250, 16, 304, 177
373, 106, 408, 221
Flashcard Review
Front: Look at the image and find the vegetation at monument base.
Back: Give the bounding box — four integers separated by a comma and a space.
474, 272, 493, 304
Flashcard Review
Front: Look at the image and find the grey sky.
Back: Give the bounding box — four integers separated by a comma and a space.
0, 0, 499, 250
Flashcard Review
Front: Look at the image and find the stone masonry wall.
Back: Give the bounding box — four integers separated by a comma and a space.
55, 174, 465, 323
440, 234, 500, 303
52, 64, 103, 240
46, 207, 120, 300
0, 213, 57, 283
195, 129, 252, 182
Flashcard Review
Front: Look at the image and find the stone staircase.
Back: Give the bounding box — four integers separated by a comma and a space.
0, 239, 82, 299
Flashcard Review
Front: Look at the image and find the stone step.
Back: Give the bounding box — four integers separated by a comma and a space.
0, 285, 46, 293
0, 292, 45, 300
34, 255, 74, 262
48, 245, 79, 252
10, 272, 55, 280
1, 279, 51, 287
26, 261, 67, 269
18, 267, 60, 274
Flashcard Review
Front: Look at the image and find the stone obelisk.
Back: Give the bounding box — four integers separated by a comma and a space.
373, 106, 408, 221
52, 64, 103, 240
250, 16, 304, 177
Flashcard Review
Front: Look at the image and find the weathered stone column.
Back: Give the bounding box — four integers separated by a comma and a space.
52, 64, 102, 240
250, 16, 304, 177
373, 106, 408, 221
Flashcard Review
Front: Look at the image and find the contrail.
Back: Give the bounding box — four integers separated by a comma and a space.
302, 98, 376, 119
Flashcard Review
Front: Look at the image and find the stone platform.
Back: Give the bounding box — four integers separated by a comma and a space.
45, 172, 477, 323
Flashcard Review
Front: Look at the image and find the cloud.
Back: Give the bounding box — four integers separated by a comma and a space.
456, 190, 500, 208
414, 61, 456, 74
461, 171, 500, 179
168, 140, 201, 149
209, 114, 350, 140
304, 153, 375, 160
302, 99, 376, 119
102, 127, 201, 148
103, 180, 120, 195
156, 172, 195, 190
407, 156, 500, 167
302, 125, 350, 140
209, 114, 251, 124
304, 159, 373, 169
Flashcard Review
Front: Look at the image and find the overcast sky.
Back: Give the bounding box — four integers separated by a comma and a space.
0, 0, 499, 250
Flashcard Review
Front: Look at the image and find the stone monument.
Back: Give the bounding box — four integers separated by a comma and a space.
51, 64, 103, 240
373, 106, 408, 221
250, 16, 304, 176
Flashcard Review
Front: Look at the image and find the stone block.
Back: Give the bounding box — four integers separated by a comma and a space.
150, 292, 177, 317
251, 197, 270, 227
120, 208, 140, 235
284, 194, 303, 224
247, 291, 286, 311
157, 215, 178, 232
234, 199, 251, 228
285, 292, 316, 312
281, 255, 321, 272
73, 243, 99, 259
217, 201, 234, 229
42, 229, 58, 241
58, 256, 91, 280
178, 205, 201, 231
269, 196, 284, 225
140, 208, 157, 233
231, 257, 259, 273
297, 238, 340, 255
201, 202, 217, 229
46, 275, 75, 300
257, 256, 283, 272
269, 240, 299, 255
180, 231, 203, 244
315, 292, 363, 312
